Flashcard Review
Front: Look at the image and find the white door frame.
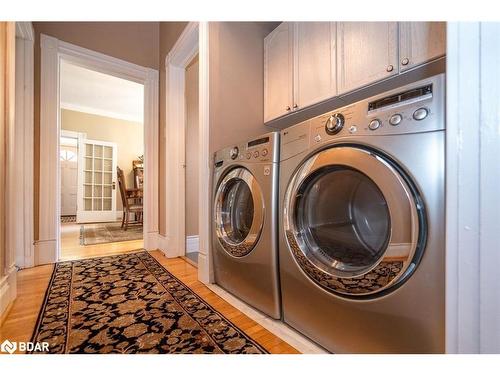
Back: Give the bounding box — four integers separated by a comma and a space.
162, 22, 212, 283
12, 22, 34, 269
38, 34, 159, 264
446, 22, 500, 353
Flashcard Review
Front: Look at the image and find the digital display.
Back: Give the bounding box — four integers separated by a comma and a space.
247, 136, 269, 148
368, 84, 432, 111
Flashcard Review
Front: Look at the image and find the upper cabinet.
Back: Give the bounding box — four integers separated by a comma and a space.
294, 22, 336, 111
264, 22, 293, 123
264, 22, 446, 123
264, 22, 335, 122
399, 22, 446, 72
337, 22, 398, 95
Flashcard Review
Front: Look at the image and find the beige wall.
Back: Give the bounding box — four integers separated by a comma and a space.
0, 22, 16, 318
208, 22, 276, 154
185, 56, 199, 237
61, 109, 144, 213
158, 22, 189, 235
33, 22, 160, 240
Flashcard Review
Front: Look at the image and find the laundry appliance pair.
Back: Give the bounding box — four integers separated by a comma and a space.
211, 74, 445, 353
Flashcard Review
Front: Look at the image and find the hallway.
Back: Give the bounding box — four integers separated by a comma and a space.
0, 249, 298, 354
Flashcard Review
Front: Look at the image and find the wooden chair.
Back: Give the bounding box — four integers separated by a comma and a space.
117, 166, 143, 231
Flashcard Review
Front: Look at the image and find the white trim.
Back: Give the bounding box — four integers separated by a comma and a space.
15, 22, 34, 41
206, 283, 326, 354
39, 34, 159, 264
13, 23, 34, 269
0, 266, 17, 321
446, 22, 500, 354
164, 23, 199, 260
197, 22, 212, 284
185, 235, 199, 254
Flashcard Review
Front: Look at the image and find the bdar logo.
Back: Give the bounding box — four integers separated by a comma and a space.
1, 339, 17, 354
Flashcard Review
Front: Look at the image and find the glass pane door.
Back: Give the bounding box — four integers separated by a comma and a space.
77, 139, 117, 223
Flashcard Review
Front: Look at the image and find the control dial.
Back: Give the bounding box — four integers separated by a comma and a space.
368, 119, 381, 131
229, 146, 239, 160
325, 113, 345, 135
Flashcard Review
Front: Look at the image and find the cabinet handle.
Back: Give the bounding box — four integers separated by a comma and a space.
386, 65, 394, 72
401, 57, 409, 66
293, 104, 298, 109
286, 106, 291, 111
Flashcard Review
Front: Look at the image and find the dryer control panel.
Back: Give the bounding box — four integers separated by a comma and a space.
214, 131, 279, 168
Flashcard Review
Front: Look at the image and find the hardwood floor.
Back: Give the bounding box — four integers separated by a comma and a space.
60, 222, 144, 260
0, 243, 299, 354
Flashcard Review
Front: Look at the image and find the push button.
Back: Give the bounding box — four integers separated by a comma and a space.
389, 114, 402, 126
413, 108, 428, 121
253, 150, 259, 158
368, 119, 381, 131
246, 152, 251, 159
261, 148, 268, 157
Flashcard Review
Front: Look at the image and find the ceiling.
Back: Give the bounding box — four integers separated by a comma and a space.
60, 60, 144, 123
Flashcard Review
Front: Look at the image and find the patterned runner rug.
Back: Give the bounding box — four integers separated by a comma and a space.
80, 222, 143, 245
30, 251, 267, 354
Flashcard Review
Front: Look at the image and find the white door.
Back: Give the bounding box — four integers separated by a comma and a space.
264, 22, 293, 122
399, 22, 446, 72
60, 146, 78, 216
337, 22, 398, 95
77, 138, 118, 223
294, 22, 336, 110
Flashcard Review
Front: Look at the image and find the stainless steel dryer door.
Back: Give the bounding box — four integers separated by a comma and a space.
215, 167, 265, 257
284, 146, 424, 297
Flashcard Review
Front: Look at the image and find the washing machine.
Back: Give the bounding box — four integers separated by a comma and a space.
212, 132, 281, 319
279, 74, 445, 353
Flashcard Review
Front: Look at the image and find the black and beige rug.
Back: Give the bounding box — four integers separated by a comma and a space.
80, 222, 143, 245
61, 215, 76, 223
30, 251, 267, 354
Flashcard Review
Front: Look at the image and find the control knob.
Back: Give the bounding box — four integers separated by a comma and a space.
229, 146, 239, 160
325, 113, 345, 135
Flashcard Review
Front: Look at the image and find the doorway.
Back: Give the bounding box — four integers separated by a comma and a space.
38, 34, 159, 265
58, 60, 145, 260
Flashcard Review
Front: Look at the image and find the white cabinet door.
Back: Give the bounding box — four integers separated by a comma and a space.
337, 22, 398, 95
294, 22, 336, 110
264, 22, 293, 122
399, 22, 446, 71
77, 139, 118, 223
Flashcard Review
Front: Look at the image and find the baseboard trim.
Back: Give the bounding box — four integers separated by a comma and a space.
144, 231, 159, 251
186, 235, 199, 254
0, 266, 17, 324
34, 239, 57, 265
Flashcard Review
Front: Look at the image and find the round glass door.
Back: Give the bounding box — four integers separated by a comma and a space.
296, 167, 391, 277
284, 146, 424, 297
215, 167, 264, 257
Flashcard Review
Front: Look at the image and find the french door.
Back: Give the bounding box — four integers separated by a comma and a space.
76, 138, 118, 223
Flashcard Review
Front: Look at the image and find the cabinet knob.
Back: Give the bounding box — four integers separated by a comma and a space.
401, 57, 409, 66
293, 104, 298, 109
386, 65, 394, 72
286, 106, 291, 111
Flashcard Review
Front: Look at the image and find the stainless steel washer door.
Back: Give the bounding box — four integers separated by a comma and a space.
215, 167, 264, 257
284, 146, 425, 297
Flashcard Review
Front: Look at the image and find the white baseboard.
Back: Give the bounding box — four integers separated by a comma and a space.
0, 266, 17, 321
186, 235, 199, 254
34, 240, 57, 265
144, 231, 159, 251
